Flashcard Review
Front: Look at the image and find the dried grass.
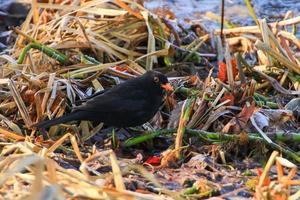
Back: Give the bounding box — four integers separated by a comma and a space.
1, 0, 300, 199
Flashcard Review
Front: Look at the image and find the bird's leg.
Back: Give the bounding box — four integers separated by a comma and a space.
126, 127, 139, 132
122, 127, 136, 137
40, 128, 49, 140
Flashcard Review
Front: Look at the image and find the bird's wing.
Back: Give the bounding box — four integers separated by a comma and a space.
74, 84, 147, 113
75, 88, 109, 104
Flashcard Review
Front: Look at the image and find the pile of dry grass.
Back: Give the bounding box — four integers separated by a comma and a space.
1, 0, 300, 199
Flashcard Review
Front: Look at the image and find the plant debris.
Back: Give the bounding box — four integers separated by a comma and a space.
1, 0, 300, 199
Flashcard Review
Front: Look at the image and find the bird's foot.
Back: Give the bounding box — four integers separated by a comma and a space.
40, 128, 49, 140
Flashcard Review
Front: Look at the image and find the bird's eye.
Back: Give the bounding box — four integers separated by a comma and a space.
153, 76, 159, 83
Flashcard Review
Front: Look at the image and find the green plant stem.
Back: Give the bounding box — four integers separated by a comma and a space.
124, 128, 300, 162
17, 43, 68, 64
175, 87, 201, 97
82, 54, 101, 64
292, 24, 297, 35
183, 185, 199, 195
183, 39, 205, 62
235, 53, 246, 84
244, 0, 260, 27
254, 93, 279, 108
176, 86, 278, 108
255, 101, 279, 109
155, 17, 172, 66
175, 98, 195, 158
124, 129, 173, 147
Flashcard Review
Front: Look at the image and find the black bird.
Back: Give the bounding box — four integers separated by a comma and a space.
35, 71, 173, 130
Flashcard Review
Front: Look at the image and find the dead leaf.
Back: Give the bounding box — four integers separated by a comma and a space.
222, 101, 256, 133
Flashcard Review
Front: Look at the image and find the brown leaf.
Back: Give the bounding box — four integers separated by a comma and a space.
222, 101, 256, 133
220, 92, 235, 106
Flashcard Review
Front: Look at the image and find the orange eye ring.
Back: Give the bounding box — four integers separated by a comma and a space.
154, 77, 159, 83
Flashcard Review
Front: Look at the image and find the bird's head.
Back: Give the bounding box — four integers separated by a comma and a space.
144, 71, 173, 93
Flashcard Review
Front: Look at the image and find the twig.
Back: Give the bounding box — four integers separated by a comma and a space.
254, 70, 300, 95
220, 0, 225, 41
255, 40, 300, 74
215, 16, 300, 35
13, 27, 38, 43
32, 0, 39, 25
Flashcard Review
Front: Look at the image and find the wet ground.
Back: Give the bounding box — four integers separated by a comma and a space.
145, 0, 300, 31
0, 0, 299, 51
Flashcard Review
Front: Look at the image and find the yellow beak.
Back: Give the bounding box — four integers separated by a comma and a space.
161, 83, 174, 92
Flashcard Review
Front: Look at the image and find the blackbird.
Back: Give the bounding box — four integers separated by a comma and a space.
35, 71, 173, 130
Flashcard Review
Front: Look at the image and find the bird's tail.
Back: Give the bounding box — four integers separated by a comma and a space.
34, 111, 82, 129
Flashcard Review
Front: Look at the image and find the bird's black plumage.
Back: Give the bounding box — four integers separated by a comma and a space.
34, 71, 172, 130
